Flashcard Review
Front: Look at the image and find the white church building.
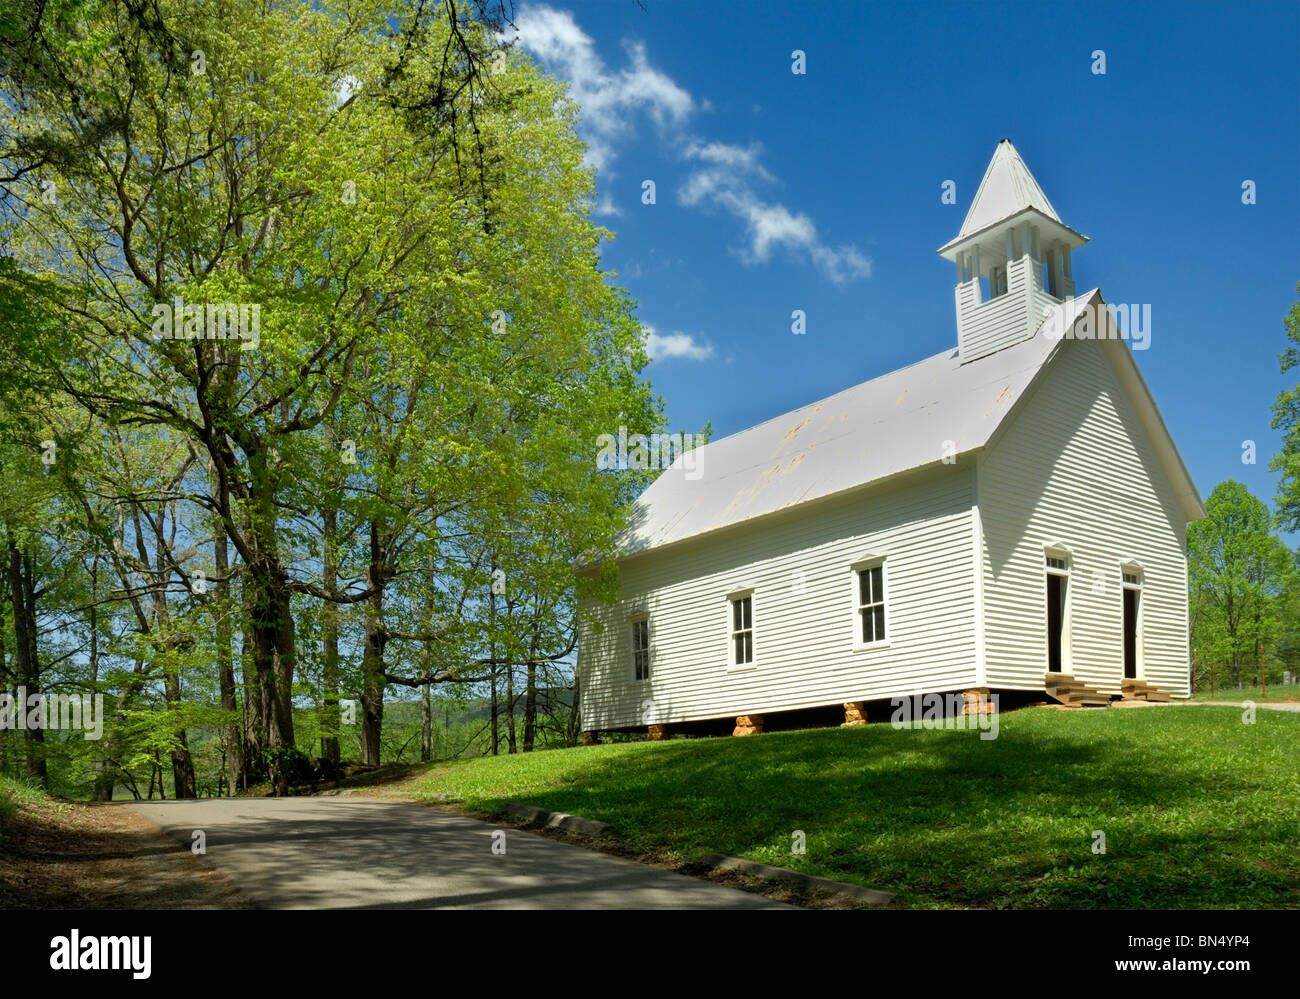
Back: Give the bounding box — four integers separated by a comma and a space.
577, 140, 1205, 739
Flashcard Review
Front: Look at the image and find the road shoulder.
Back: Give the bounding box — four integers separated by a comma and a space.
0, 797, 251, 910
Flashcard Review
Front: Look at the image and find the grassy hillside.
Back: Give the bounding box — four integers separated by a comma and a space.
406, 705, 1300, 909
0, 774, 56, 839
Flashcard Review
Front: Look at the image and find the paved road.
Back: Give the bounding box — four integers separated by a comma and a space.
124, 797, 787, 909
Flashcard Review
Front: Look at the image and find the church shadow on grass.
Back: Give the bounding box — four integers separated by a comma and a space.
467, 706, 1299, 909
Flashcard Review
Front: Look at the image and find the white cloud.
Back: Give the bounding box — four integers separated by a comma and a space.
643, 326, 713, 362
811, 244, 873, 285
515, 6, 869, 282
682, 140, 773, 179
679, 140, 871, 284
594, 191, 623, 217
512, 8, 692, 178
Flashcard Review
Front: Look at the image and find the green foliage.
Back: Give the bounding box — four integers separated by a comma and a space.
1188, 480, 1294, 686
0, 0, 662, 796
1270, 282, 1300, 530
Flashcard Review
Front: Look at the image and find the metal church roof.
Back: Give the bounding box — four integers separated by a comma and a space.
615, 292, 1102, 559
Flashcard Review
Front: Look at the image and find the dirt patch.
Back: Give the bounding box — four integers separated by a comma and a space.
0, 799, 250, 910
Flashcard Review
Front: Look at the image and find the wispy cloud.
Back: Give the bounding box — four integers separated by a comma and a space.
644, 326, 714, 362
511, 7, 692, 178
679, 140, 871, 284
681, 140, 773, 181
513, 5, 870, 284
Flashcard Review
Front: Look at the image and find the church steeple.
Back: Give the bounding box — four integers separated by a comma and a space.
938, 140, 1088, 363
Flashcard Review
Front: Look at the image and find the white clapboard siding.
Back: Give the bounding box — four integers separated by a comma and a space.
579, 465, 979, 731
978, 337, 1190, 696
956, 270, 1025, 361
1024, 257, 1065, 334
955, 256, 1076, 364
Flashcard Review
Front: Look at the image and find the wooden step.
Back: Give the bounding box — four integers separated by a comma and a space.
1049, 690, 1108, 704
1121, 680, 1172, 703
1045, 673, 1114, 708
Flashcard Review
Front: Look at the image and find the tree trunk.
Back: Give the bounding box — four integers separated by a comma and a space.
238, 471, 300, 794
419, 552, 434, 763
421, 682, 432, 762
87, 560, 116, 801
505, 661, 517, 754
214, 514, 242, 796
567, 671, 580, 748
523, 654, 537, 753
359, 522, 387, 767
360, 603, 385, 766
489, 667, 499, 756
489, 571, 499, 756
6, 533, 46, 784
249, 577, 298, 795
320, 506, 341, 768
240, 578, 265, 788
162, 664, 198, 798
151, 515, 197, 799
0, 591, 9, 775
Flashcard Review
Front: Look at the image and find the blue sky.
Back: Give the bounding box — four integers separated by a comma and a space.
511, 0, 1300, 535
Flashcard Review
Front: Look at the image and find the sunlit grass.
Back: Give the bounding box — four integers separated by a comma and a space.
1189, 683, 1300, 703
0, 773, 62, 844
408, 706, 1300, 908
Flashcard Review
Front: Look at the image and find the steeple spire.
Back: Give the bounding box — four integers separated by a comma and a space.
938, 140, 1088, 363
957, 139, 1061, 240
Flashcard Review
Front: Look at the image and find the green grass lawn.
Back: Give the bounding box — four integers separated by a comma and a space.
407, 706, 1300, 909
1189, 683, 1299, 703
